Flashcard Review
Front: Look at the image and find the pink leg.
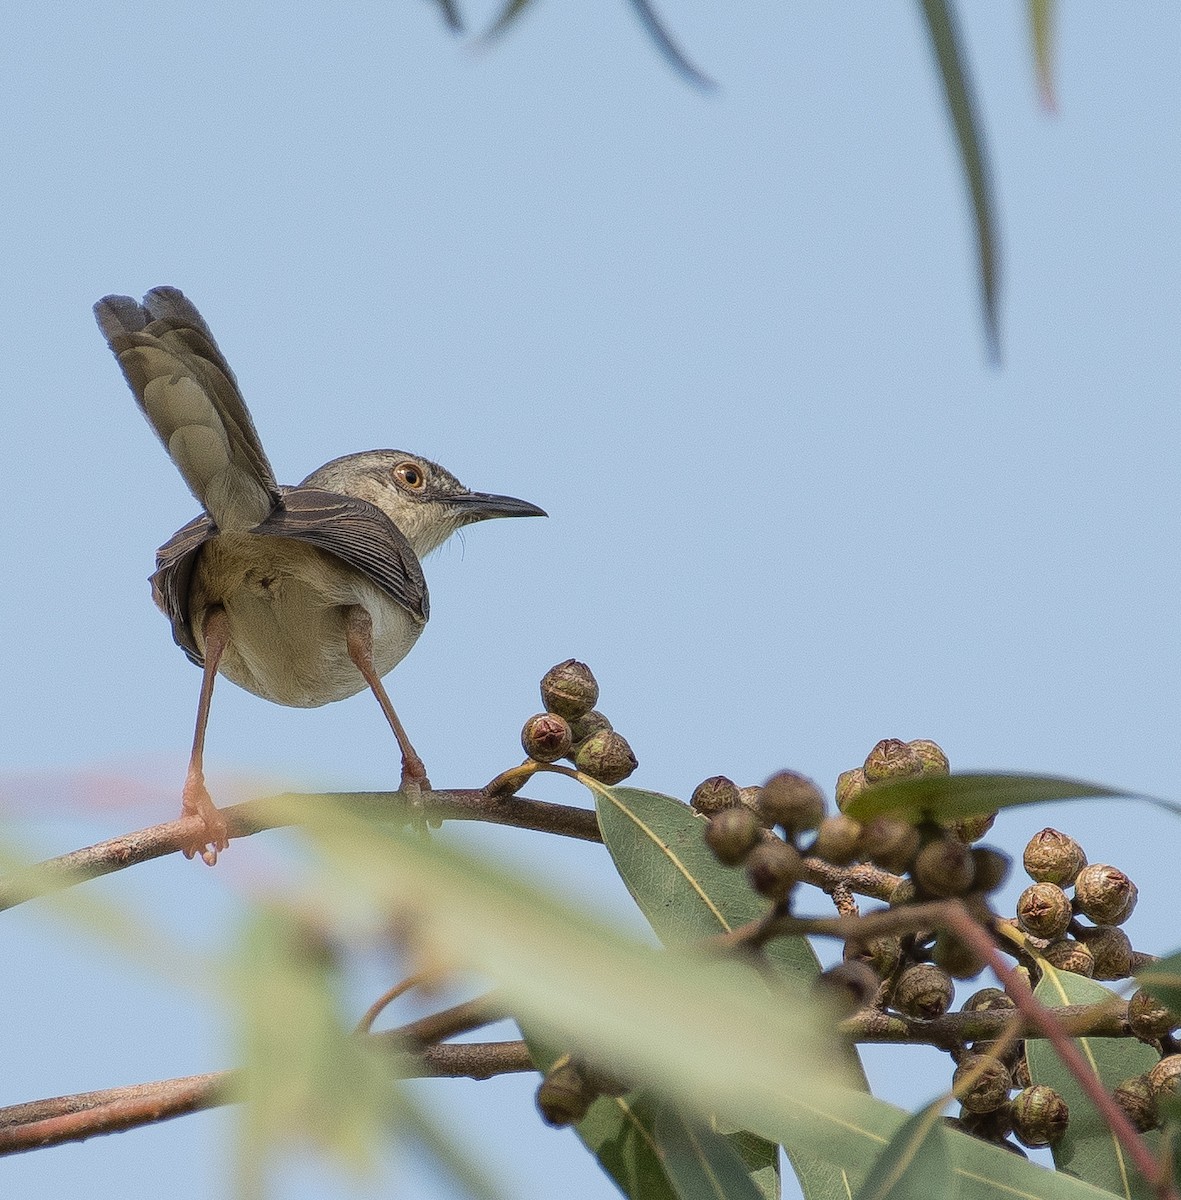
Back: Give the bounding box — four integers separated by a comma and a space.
344, 606, 431, 793
181, 606, 232, 866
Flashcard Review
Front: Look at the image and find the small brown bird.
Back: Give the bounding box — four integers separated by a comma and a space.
95, 287, 545, 863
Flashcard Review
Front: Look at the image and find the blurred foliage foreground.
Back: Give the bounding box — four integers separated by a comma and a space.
4, 659, 1181, 1200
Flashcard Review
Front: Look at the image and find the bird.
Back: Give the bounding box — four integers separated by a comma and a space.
94, 286, 545, 865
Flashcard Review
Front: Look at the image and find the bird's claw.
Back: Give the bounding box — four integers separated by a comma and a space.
181, 774, 230, 866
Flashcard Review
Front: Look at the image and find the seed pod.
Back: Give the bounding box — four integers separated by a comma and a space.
738, 786, 770, 822
958, 1104, 1013, 1141
704, 807, 761, 866
1127, 988, 1178, 1041
540, 659, 599, 720
1073, 863, 1138, 926
953, 1054, 1013, 1114
690, 775, 742, 816
757, 770, 826, 836
815, 960, 881, 1016
843, 934, 902, 980
908, 739, 950, 776
1041, 938, 1095, 978
835, 768, 869, 812
1016, 882, 1073, 940
914, 836, 977, 898
1113, 1076, 1158, 1132
1147, 1055, 1181, 1100
1010, 1085, 1069, 1147
1075, 925, 1134, 980
574, 730, 637, 785
858, 817, 920, 874
567, 708, 612, 751
811, 814, 863, 865
933, 932, 986, 980
520, 712, 573, 763
1012, 1055, 1031, 1089
963, 987, 1016, 1015
1022, 828, 1086, 886
863, 738, 923, 782
745, 838, 805, 900
969, 847, 1012, 894
536, 1060, 595, 1126
893, 963, 955, 1020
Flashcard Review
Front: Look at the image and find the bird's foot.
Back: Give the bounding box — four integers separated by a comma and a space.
399, 760, 433, 836
180, 772, 230, 866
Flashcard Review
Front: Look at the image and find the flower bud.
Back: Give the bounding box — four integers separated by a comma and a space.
811, 814, 863, 865
863, 738, 923, 783
536, 1060, 595, 1126
969, 847, 1011, 894
933, 932, 986, 980
957, 1105, 1013, 1142
1147, 1055, 1181, 1100
540, 659, 599, 720
815, 960, 881, 1016
1012, 1055, 1031, 1089
574, 730, 637, 785
893, 963, 955, 1020
858, 817, 920, 874
908, 739, 950, 776
1075, 925, 1133, 981
1022, 828, 1086, 886
914, 836, 976, 898
757, 771, 826, 836
1113, 1076, 1158, 1131
953, 1054, 1012, 1114
745, 838, 805, 901
835, 768, 868, 812
963, 987, 1015, 1015
1041, 938, 1094, 978
520, 712, 573, 763
950, 812, 998, 844
738, 786, 770, 822
1010, 1085, 1069, 1147
1016, 883, 1073, 940
690, 775, 741, 816
843, 934, 902, 980
704, 807, 760, 866
567, 708, 612, 748
1073, 863, 1138, 926
1128, 988, 1178, 1041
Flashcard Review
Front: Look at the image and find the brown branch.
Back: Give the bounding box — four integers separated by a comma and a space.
0, 788, 602, 913
0, 1039, 534, 1156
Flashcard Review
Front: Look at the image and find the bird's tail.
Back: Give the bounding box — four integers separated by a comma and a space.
94, 286, 281, 531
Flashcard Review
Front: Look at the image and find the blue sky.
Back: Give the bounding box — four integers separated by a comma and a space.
1, 3, 1179, 1198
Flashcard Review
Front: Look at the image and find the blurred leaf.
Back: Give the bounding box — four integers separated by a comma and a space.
1027, 966, 1160, 1199
431, 0, 463, 32
843, 772, 1141, 824
1027, 0, 1057, 109
853, 1099, 952, 1200
654, 1106, 766, 1200
483, 0, 534, 41
1136, 950, 1181, 1013
274, 799, 1123, 1199
625, 0, 715, 91
918, 0, 1001, 356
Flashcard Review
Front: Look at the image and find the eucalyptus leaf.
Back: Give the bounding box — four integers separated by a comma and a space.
1027, 0, 1057, 107
1027, 966, 1160, 1200
654, 1106, 766, 1200
1135, 950, 1181, 1014
853, 1098, 952, 1200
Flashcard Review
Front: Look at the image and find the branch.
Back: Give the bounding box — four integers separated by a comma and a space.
0, 788, 602, 912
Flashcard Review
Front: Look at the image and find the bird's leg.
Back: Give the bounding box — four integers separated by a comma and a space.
344, 605, 432, 794
180, 605, 232, 866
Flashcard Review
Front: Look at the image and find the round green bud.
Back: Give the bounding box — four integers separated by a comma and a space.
521, 712, 574, 763
1010, 1085, 1069, 1147
1073, 863, 1138, 926
540, 659, 600, 720
704, 807, 761, 866
757, 770, 826, 836
689, 775, 742, 816
953, 1054, 1013, 1114
573, 729, 637, 785
1016, 882, 1073, 940
893, 963, 955, 1020
1022, 828, 1086, 886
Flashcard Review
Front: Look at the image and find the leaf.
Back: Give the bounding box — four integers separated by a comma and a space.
1027, 966, 1160, 1200
1027, 0, 1057, 109
843, 772, 1141, 825
918, 0, 1001, 357
624, 0, 715, 91
654, 1106, 766, 1200
430, 0, 463, 32
1135, 950, 1181, 1014
482, 0, 535, 41
853, 1099, 952, 1200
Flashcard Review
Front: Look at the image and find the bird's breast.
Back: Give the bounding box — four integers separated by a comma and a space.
188, 534, 424, 708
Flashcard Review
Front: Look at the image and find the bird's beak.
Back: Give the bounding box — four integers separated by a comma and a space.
447, 491, 547, 521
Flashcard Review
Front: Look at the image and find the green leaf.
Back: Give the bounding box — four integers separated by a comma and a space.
1136, 950, 1181, 1013
853, 1099, 952, 1200
843, 772, 1140, 825
654, 1106, 767, 1200
625, 0, 715, 91
430, 0, 463, 32
1027, 966, 1160, 1200
1027, 0, 1057, 109
918, 0, 1001, 357
483, 0, 534, 41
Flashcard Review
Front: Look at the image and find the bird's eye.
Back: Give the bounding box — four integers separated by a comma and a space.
393, 462, 425, 491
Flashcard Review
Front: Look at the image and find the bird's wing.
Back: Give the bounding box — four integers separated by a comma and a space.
94, 286, 282, 531
254, 488, 430, 624
151, 514, 216, 665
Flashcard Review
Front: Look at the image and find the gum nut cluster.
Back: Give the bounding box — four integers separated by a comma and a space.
1016, 828, 1139, 980
521, 660, 637, 784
